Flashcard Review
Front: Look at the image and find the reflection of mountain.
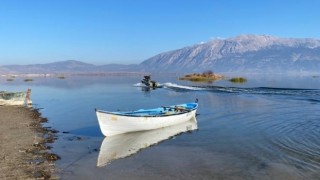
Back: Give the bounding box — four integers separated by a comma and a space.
97, 117, 198, 167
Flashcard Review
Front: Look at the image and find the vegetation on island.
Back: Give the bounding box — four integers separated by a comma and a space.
24, 78, 33, 82
179, 70, 224, 82
57, 75, 66, 79
229, 77, 247, 83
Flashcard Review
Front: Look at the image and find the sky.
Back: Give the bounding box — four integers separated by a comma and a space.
0, 0, 319, 65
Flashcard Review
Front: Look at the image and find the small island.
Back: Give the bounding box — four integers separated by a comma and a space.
179, 70, 224, 82
229, 77, 247, 83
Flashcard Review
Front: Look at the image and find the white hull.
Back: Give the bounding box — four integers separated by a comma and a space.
0, 90, 32, 106
97, 117, 198, 167
96, 108, 197, 136
0, 99, 31, 106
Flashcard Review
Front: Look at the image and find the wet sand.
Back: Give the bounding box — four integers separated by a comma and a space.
0, 106, 59, 179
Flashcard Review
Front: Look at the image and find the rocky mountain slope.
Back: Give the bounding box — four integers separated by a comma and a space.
140, 34, 320, 73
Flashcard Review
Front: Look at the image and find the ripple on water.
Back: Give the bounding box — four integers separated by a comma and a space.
267, 115, 320, 176
234, 98, 320, 179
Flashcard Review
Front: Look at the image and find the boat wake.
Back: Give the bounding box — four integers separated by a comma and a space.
134, 82, 320, 102
133, 82, 146, 87
133, 82, 164, 88
163, 82, 206, 91
161, 82, 320, 102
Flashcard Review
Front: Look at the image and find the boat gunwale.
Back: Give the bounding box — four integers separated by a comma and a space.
95, 103, 198, 118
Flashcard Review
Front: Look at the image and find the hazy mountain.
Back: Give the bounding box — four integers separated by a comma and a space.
0, 66, 10, 74
140, 34, 320, 73
1, 35, 320, 74
0, 60, 140, 74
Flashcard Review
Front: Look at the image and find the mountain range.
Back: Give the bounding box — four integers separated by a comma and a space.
0, 61, 140, 74
141, 34, 320, 73
1, 34, 320, 74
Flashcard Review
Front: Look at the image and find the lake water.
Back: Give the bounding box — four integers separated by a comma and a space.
1, 74, 320, 180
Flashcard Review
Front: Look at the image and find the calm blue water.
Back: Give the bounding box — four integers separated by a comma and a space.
1, 75, 320, 179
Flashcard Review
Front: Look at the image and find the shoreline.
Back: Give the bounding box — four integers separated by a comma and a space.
0, 106, 59, 179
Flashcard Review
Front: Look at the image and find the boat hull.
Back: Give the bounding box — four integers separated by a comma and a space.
0, 90, 32, 106
96, 104, 197, 136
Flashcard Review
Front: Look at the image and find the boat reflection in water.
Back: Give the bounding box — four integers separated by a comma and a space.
97, 117, 198, 167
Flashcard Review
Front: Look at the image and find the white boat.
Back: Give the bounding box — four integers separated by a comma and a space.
97, 117, 198, 167
95, 102, 198, 136
0, 89, 32, 106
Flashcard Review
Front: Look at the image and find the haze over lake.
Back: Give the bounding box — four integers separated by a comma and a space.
1, 74, 319, 179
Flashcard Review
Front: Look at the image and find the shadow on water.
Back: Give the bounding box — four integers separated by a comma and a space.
68, 126, 103, 137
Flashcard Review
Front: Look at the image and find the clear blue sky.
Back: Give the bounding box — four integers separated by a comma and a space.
0, 0, 319, 65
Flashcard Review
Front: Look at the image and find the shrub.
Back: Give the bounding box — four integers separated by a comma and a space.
24, 78, 33, 82
229, 77, 247, 83
203, 70, 213, 76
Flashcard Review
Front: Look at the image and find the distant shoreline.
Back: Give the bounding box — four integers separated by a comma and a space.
1, 72, 320, 78
1, 72, 147, 77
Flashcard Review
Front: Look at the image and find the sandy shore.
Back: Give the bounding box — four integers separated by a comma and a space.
0, 106, 59, 179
